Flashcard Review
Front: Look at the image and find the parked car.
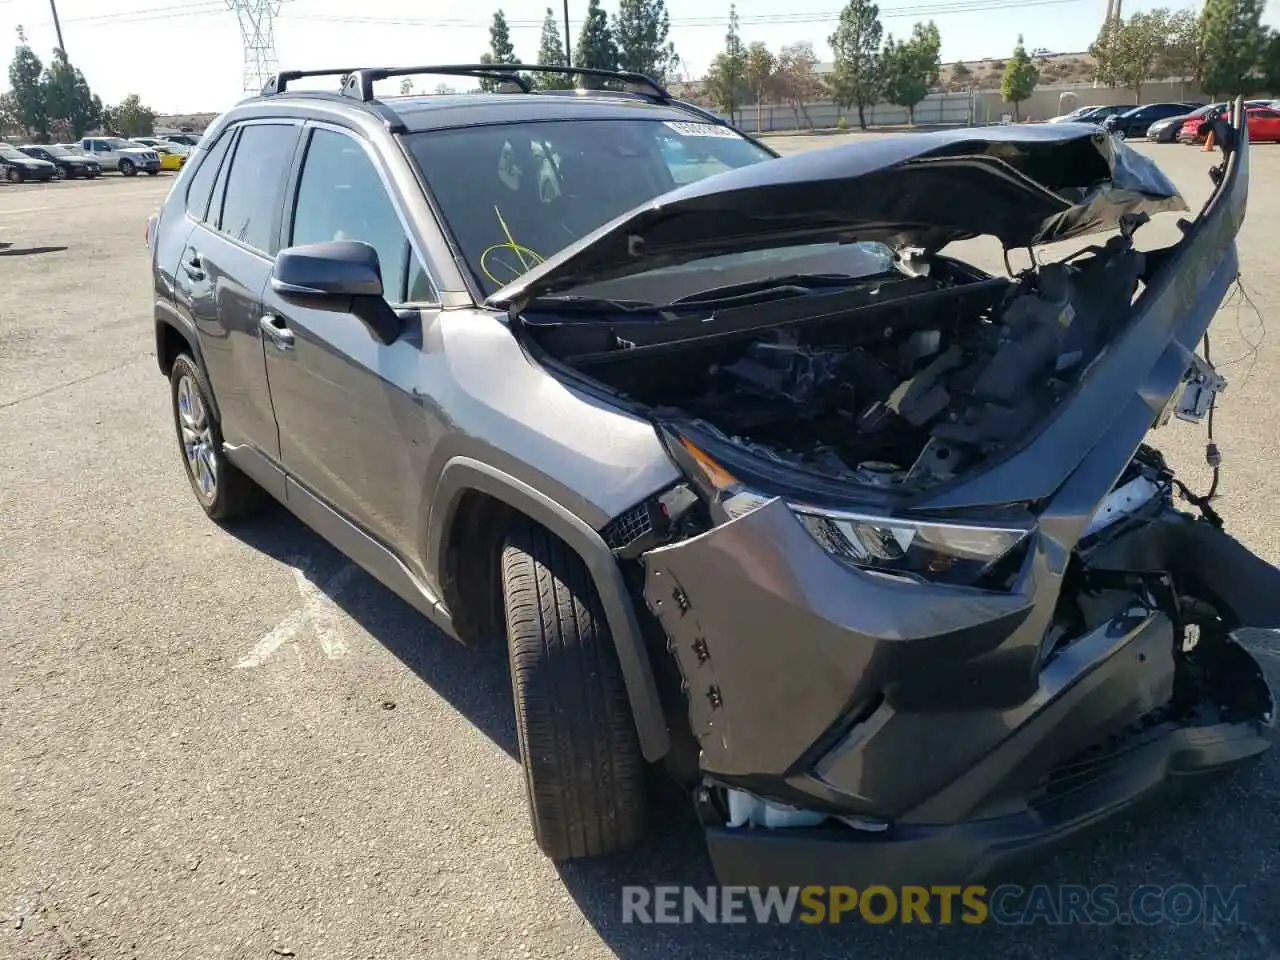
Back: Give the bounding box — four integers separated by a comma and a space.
133, 136, 191, 157
147, 71, 1275, 888
0, 141, 57, 182
160, 133, 202, 148
132, 140, 186, 171
1046, 103, 1135, 124
16, 143, 102, 178
1179, 100, 1275, 142
1102, 102, 1201, 138
1147, 103, 1224, 143
79, 136, 161, 175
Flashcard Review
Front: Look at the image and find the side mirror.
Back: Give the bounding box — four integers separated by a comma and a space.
270, 240, 401, 345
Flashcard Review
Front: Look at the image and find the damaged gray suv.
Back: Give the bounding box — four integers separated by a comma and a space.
148, 68, 1277, 886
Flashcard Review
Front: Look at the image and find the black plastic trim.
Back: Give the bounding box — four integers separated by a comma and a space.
430, 456, 671, 762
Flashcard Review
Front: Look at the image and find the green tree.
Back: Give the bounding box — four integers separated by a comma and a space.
1000, 34, 1039, 120
1162, 8, 1204, 80
1199, 0, 1267, 96
109, 93, 155, 136
8, 27, 48, 139
743, 41, 776, 132
41, 50, 101, 139
1263, 30, 1280, 94
774, 41, 823, 128
1090, 8, 1193, 101
951, 60, 971, 89
829, 0, 883, 129
576, 0, 620, 74
399, 78, 414, 95
615, 0, 677, 82
703, 5, 747, 121
881, 20, 940, 123
535, 7, 573, 88
0, 91, 18, 137
489, 9, 519, 64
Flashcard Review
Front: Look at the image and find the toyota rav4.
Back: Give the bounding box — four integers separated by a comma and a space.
146, 69, 1277, 887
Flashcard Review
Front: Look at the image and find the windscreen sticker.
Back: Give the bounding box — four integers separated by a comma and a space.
663, 121, 743, 139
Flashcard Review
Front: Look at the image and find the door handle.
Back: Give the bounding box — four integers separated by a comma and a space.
259, 313, 295, 350
181, 251, 204, 280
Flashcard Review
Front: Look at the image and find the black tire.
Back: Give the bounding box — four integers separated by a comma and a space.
6, 167, 22, 183
168, 353, 266, 522
119, 158, 136, 176
501, 519, 646, 861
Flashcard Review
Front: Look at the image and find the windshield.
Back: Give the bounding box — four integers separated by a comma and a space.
406, 118, 774, 295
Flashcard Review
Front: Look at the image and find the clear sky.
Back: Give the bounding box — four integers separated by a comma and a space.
0, 0, 1238, 114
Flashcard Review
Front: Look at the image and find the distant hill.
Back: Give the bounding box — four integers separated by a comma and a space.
940, 50, 1098, 91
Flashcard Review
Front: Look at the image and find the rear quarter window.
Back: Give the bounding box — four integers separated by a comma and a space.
214, 123, 300, 254
184, 131, 233, 221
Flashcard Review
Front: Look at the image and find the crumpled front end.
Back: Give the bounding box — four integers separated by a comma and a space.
634, 104, 1277, 887
643, 491, 1277, 886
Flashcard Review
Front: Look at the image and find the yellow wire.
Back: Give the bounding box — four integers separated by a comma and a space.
493, 204, 530, 272
479, 203, 545, 285
480, 242, 545, 284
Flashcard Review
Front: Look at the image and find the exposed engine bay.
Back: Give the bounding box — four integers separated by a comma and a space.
548, 236, 1149, 490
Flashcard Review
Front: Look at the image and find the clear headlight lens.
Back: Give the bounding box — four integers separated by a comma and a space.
792, 509, 1030, 585
669, 431, 1031, 586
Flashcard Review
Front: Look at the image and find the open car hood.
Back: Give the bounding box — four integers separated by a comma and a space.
488, 123, 1186, 307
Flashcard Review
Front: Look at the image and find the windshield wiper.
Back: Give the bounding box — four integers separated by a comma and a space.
665, 272, 887, 308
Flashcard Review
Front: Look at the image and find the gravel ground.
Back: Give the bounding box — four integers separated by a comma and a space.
2, 136, 1279, 960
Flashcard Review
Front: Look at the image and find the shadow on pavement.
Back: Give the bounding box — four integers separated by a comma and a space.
223, 503, 519, 759
220, 506, 1279, 959
0, 244, 68, 257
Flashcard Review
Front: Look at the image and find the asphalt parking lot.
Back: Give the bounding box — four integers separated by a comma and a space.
3, 134, 1279, 960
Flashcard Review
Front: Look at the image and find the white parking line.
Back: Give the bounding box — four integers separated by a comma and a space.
235, 561, 361, 668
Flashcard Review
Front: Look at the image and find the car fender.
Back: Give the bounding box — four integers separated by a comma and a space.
428, 455, 671, 762
154, 307, 222, 422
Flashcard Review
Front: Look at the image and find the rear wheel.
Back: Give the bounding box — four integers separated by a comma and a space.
6, 167, 22, 183
168, 353, 266, 522
119, 158, 136, 176
501, 519, 647, 860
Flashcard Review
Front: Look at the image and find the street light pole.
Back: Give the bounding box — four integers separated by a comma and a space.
49, 0, 67, 57
563, 0, 571, 66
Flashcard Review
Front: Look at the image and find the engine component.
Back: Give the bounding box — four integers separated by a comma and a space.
854, 461, 906, 486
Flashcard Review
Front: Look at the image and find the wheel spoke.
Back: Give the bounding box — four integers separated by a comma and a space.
200, 443, 218, 492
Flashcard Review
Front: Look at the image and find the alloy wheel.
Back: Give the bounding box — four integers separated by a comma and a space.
176, 373, 217, 501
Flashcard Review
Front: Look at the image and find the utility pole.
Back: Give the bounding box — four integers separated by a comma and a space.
563, 0, 571, 66
49, 0, 67, 57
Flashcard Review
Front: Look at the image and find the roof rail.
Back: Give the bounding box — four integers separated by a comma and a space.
262, 67, 373, 96
339, 64, 671, 104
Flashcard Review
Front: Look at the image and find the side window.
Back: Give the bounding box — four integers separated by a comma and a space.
184, 130, 232, 221
406, 250, 437, 303
93, 139, 110, 152
290, 127, 435, 304
217, 123, 298, 254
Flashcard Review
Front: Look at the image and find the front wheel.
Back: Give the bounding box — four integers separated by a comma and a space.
6, 167, 22, 183
169, 354, 266, 522
501, 519, 647, 861
119, 158, 136, 176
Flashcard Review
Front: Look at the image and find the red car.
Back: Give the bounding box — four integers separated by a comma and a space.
1181, 103, 1280, 142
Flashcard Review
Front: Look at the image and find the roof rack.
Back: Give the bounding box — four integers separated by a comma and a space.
339, 64, 672, 104
261, 67, 376, 96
